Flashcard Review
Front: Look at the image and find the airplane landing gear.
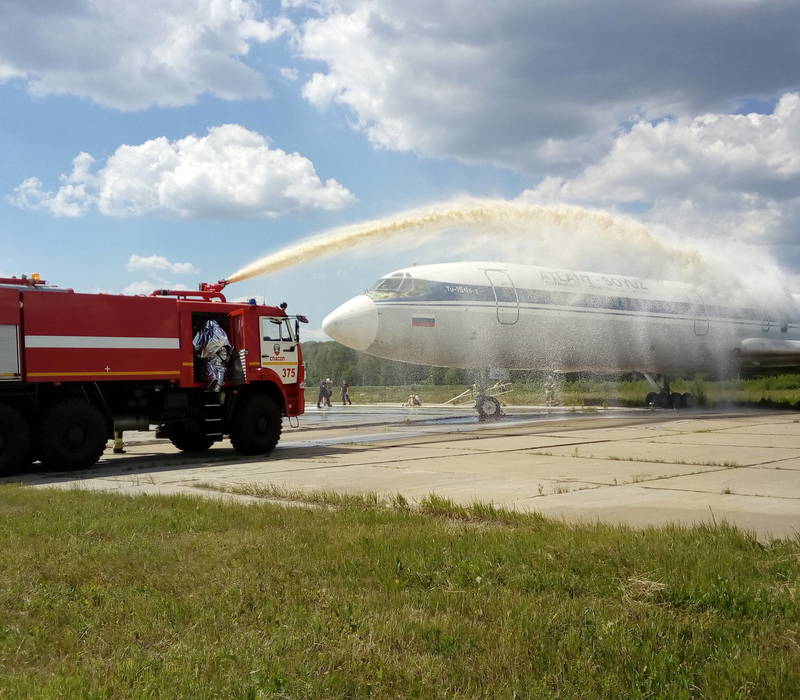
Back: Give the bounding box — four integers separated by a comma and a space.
643, 375, 696, 409
472, 368, 508, 421
475, 394, 503, 420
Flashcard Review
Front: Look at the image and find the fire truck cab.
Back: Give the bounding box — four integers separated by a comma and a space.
0, 276, 306, 475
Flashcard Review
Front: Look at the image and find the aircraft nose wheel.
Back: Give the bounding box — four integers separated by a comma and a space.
475, 395, 503, 420
645, 390, 696, 409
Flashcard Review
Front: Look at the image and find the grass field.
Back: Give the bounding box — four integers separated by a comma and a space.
2, 484, 799, 698
348, 374, 800, 408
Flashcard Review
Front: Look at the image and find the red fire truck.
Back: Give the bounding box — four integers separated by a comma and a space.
0, 275, 306, 475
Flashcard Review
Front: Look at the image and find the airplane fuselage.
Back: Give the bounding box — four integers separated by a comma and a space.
322, 262, 800, 376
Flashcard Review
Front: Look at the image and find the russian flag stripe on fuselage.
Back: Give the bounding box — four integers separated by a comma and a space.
412, 317, 435, 327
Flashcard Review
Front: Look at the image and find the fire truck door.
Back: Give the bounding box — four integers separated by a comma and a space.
227, 309, 247, 383
259, 317, 299, 384
0, 290, 20, 381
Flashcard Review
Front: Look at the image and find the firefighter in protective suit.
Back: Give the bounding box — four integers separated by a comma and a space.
193, 319, 232, 391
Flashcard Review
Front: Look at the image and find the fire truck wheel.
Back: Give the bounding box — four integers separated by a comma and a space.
38, 399, 107, 470
0, 405, 32, 476
230, 394, 282, 455
169, 431, 214, 452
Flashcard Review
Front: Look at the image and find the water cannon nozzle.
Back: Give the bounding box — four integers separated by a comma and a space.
199, 280, 229, 294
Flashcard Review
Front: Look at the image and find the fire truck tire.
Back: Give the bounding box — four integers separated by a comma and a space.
230, 394, 282, 455
0, 405, 32, 476
38, 399, 107, 470
169, 431, 214, 452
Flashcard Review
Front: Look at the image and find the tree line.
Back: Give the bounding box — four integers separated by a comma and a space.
301, 341, 468, 387
300, 340, 647, 388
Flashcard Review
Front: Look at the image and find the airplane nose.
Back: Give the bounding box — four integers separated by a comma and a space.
322, 295, 379, 351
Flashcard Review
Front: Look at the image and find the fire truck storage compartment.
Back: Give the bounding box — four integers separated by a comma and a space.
0, 326, 19, 380
22, 291, 180, 381
0, 289, 20, 380
190, 311, 231, 383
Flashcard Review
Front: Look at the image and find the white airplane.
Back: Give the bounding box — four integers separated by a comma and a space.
322, 262, 800, 415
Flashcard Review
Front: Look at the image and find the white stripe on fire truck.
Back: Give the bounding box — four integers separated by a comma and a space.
25, 335, 180, 350
28, 371, 180, 377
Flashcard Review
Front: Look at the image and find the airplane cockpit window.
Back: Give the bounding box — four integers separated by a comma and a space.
372, 275, 405, 293
367, 274, 430, 299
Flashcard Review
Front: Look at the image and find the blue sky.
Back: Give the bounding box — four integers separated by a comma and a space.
2, 0, 799, 337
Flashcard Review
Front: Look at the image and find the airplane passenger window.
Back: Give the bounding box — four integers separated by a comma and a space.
493, 286, 517, 303
608, 297, 624, 310
529, 291, 551, 304
398, 279, 429, 297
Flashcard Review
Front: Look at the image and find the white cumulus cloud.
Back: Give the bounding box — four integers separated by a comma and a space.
120, 280, 168, 296
297, 0, 800, 171
520, 93, 800, 252
10, 124, 355, 219
127, 255, 200, 275
0, 0, 290, 110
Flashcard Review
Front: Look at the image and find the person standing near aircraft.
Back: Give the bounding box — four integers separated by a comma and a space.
341, 379, 352, 405
317, 378, 332, 408
544, 374, 560, 406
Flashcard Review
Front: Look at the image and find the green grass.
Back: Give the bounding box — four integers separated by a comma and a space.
2, 484, 799, 698
347, 374, 800, 408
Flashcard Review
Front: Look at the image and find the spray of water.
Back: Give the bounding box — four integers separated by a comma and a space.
226, 197, 794, 313
225, 199, 685, 281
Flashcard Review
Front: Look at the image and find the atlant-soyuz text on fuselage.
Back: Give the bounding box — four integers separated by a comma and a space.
0, 276, 306, 475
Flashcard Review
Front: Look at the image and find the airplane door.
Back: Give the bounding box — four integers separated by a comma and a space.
484, 270, 519, 325
688, 290, 709, 336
